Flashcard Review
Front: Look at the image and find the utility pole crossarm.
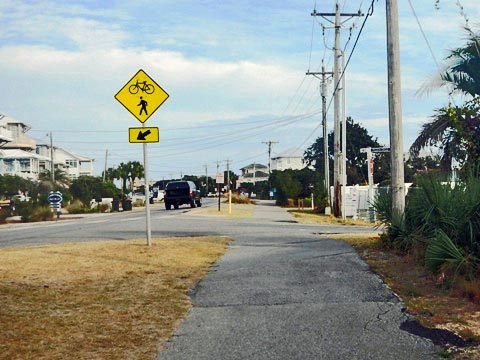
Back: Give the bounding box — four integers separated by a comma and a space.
312, 10, 363, 17
306, 71, 334, 81
311, 2, 362, 218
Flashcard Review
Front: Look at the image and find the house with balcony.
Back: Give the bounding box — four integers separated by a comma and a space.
238, 163, 269, 184
271, 148, 306, 171
0, 113, 94, 181
36, 143, 94, 180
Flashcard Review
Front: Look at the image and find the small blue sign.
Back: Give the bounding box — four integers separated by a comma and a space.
48, 192, 63, 204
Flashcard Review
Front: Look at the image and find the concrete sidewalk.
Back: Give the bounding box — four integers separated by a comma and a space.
157, 203, 439, 359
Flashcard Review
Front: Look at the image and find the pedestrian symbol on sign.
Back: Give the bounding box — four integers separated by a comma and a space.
138, 97, 148, 116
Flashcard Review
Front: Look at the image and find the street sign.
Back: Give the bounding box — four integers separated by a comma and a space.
371, 147, 390, 153
129, 127, 159, 143
114, 69, 169, 123
216, 172, 224, 184
48, 191, 63, 204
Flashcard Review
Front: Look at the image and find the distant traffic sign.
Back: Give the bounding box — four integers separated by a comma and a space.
129, 127, 160, 143
371, 147, 390, 153
216, 172, 224, 184
47, 191, 63, 204
114, 69, 169, 123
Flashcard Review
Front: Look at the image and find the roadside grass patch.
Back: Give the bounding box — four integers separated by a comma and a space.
193, 203, 254, 219
289, 210, 374, 226
0, 237, 231, 360
228, 193, 254, 204
328, 233, 480, 358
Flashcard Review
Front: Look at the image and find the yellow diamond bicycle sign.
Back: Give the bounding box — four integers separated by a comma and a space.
115, 69, 169, 123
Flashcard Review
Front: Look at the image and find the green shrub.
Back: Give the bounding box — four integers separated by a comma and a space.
303, 198, 312, 208
16, 202, 35, 222
66, 200, 97, 214
15, 203, 54, 222
375, 173, 480, 280
66, 200, 86, 214
31, 206, 54, 222
0, 210, 10, 224
133, 199, 144, 207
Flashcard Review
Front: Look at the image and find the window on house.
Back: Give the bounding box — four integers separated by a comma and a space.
66, 160, 78, 167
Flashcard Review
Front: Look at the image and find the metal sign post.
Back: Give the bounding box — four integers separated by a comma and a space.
216, 172, 224, 212
115, 69, 169, 246
361, 147, 390, 221
143, 126, 152, 246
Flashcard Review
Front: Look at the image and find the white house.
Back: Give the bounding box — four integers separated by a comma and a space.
271, 148, 306, 171
238, 163, 269, 184
36, 144, 94, 180
0, 113, 94, 180
0, 149, 50, 181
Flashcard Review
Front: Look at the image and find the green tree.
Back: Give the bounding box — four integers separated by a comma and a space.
271, 170, 302, 206
69, 176, 119, 205
39, 168, 71, 188
437, 31, 480, 97
404, 154, 442, 182
410, 100, 480, 172
304, 117, 389, 185
0, 175, 36, 199
103, 167, 119, 182
412, 31, 480, 172
127, 161, 144, 193
116, 162, 130, 195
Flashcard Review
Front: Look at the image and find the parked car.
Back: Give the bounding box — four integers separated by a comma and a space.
150, 190, 164, 203
164, 181, 202, 210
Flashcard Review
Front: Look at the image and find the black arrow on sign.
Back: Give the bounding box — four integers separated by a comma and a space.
137, 130, 151, 140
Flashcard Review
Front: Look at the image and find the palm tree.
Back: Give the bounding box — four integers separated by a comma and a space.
116, 162, 130, 195
410, 31, 480, 171
103, 167, 119, 182
127, 161, 144, 193
409, 107, 466, 172
39, 168, 71, 188
438, 31, 480, 97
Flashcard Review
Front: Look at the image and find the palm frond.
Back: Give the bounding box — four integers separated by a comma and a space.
409, 112, 453, 158
425, 230, 465, 274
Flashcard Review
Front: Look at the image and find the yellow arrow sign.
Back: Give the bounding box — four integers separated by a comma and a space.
129, 127, 160, 143
115, 69, 169, 123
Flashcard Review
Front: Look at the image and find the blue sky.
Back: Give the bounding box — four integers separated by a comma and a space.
0, 0, 478, 180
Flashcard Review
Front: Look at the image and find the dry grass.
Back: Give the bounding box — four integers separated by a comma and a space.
192, 203, 254, 219
290, 210, 375, 226
228, 193, 253, 204
0, 237, 231, 360
329, 233, 480, 359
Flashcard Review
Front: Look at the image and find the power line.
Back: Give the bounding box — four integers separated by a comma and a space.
297, 0, 375, 157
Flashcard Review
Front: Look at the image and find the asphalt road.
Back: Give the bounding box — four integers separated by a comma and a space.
0, 200, 440, 359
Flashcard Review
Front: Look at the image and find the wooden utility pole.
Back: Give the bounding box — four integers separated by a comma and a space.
306, 65, 333, 208
103, 149, 108, 182
312, 3, 362, 217
262, 140, 278, 194
204, 164, 208, 195
341, 53, 347, 220
49, 132, 55, 184
386, 0, 405, 217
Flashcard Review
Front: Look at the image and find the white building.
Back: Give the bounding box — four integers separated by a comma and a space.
271, 148, 306, 171
0, 114, 94, 180
238, 163, 269, 184
36, 144, 94, 180
0, 149, 50, 181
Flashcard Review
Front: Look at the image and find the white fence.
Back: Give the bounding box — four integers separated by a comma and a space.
331, 184, 413, 221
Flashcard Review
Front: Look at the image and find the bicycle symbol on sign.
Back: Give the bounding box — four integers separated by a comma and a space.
129, 80, 155, 95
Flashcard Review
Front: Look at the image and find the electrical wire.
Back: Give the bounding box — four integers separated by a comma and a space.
296, 0, 375, 152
